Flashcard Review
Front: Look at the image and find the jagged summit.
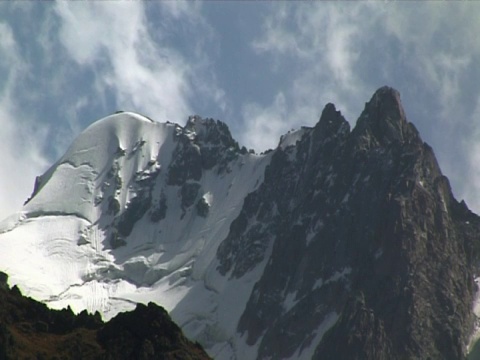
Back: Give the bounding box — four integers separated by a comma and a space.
352, 86, 420, 149
315, 102, 350, 139
181, 115, 244, 172
1, 87, 480, 360
184, 115, 238, 148
312, 86, 420, 151
367, 85, 406, 122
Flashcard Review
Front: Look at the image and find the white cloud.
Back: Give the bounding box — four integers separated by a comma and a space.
244, 3, 377, 151
253, 4, 302, 58
241, 92, 289, 151
253, 1, 479, 129
0, 22, 48, 220
0, 23, 17, 66
159, 0, 201, 21
246, 2, 480, 213
0, 2, 226, 219
0, 98, 49, 221
3, 1, 480, 216
54, 2, 202, 122
462, 94, 480, 212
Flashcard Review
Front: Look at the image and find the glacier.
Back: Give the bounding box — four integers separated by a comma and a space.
0, 111, 274, 359
3, 86, 480, 359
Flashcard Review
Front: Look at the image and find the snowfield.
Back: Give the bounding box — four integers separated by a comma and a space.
2, 89, 476, 359
0, 112, 279, 359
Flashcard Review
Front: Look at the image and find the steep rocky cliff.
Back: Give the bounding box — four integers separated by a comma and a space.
1, 86, 479, 359
220, 87, 480, 359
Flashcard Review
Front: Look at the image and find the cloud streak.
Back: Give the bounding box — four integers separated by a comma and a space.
241, 92, 289, 152
0, 22, 48, 220
2, 2, 480, 217
54, 2, 193, 122
243, 2, 480, 212
0, 2, 224, 219
242, 3, 378, 151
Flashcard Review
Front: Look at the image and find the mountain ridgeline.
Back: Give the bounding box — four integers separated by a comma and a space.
1, 86, 479, 359
0, 272, 211, 360
219, 86, 480, 359
240, 87, 480, 359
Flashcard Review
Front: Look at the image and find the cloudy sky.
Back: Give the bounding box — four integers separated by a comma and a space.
1, 1, 480, 220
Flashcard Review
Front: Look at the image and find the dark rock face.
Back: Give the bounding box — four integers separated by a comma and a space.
196, 197, 209, 217
218, 86, 480, 359
98, 303, 209, 360
150, 190, 168, 222
181, 182, 201, 211
184, 115, 242, 171
0, 272, 211, 360
97, 115, 243, 251
11, 86, 480, 359
314, 293, 394, 360
167, 116, 242, 187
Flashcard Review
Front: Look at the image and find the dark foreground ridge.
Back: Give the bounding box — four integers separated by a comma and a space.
0, 272, 211, 360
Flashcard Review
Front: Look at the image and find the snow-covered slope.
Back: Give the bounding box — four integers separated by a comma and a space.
0, 111, 272, 358
2, 87, 480, 360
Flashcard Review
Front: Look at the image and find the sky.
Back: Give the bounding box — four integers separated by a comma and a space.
1, 1, 480, 220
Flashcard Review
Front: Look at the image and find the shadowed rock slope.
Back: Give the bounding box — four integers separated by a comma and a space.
225, 86, 480, 359
2, 86, 480, 360
0, 272, 210, 360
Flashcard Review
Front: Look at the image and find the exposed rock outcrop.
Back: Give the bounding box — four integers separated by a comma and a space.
4, 87, 480, 360
225, 86, 480, 359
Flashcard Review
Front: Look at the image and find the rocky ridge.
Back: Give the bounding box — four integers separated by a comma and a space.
1, 87, 480, 359
0, 272, 211, 360
217, 86, 480, 359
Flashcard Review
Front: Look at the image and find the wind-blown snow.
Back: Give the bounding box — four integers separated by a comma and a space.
0, 112, 276, 358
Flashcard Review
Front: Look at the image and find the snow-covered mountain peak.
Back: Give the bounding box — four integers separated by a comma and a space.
2, 87, 480, 360
22, 112, 175, 224
0, 109, 274, 358
60, 111, 164, 167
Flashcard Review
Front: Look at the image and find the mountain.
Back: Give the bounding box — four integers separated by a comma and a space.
0, 271, 210, 359
1, 86, 480, 359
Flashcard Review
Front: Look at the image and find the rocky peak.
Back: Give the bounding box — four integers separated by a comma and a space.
4, 87, 480, 360
314, 103, 351, 141
184, 115, 239, 151
175, 115, 243, 173
353, 86, 419, 149
222, 87, 480, 359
